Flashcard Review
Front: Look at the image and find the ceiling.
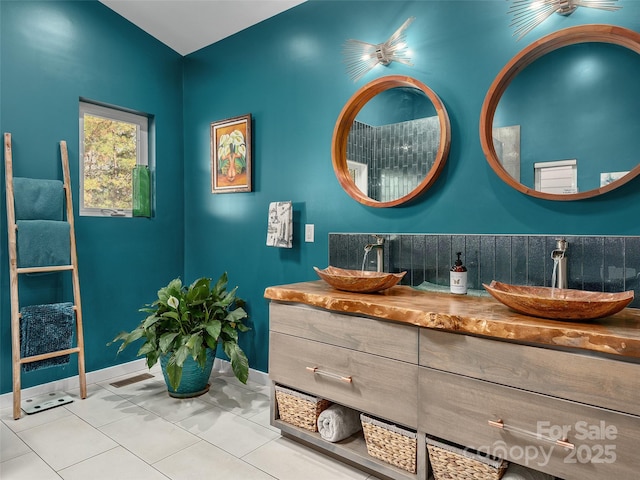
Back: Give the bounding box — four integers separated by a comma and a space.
99, 0, 306, 56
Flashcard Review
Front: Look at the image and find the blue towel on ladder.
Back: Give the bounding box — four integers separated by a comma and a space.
13, 177, 64, 220
16, 220, 70, 268
20, 302, 75, 372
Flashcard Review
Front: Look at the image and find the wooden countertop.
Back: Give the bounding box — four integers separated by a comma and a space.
264, 281, 640, 359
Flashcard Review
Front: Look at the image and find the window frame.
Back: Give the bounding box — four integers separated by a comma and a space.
79, 101, 149, 217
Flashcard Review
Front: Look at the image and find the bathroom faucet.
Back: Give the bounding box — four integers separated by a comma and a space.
364, 235, 385, 272
551, 238, 568, 289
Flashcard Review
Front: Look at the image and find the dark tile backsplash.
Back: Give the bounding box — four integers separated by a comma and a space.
328, 233, 640, 308
347, 117, 440, 201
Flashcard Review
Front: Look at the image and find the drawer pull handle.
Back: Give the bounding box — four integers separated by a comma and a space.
488, 419, 504, 429
306, 366, 352, 383
488, 419, 575, 450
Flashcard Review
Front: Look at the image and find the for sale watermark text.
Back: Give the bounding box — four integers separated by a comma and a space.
472, 420, 618, 468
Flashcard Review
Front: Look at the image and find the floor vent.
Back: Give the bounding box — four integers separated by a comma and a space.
110, 373, 154, 388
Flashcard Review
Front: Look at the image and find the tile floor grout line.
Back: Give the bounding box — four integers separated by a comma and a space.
56, 444, 121, 474
239, 434, 281, 460
82, 373, 203, 474
149, 438, 207, 467
13, 429, 64, 478
2, 368, 373, 480
97, 423, 175, 479
238, 436, 282, 480
2, 404, 73, 434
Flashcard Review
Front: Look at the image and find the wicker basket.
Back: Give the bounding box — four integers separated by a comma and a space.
360, 414, 417, 473
427, 437, 508, 480
274, 385, 331, 432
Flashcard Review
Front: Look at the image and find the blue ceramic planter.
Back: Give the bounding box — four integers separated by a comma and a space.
160, 348, 215, 398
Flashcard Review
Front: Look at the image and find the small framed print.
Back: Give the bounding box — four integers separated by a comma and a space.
211, 113, 252, 193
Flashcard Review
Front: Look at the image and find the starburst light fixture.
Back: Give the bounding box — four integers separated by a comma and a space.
343, 17, 415, 83
508, 0, 621, 41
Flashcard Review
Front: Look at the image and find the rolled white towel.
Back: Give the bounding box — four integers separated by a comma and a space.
317, 405, 362, 442
502, 464, 554, 480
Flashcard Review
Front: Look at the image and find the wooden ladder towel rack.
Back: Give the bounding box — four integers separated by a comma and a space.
4, 132, 87, 419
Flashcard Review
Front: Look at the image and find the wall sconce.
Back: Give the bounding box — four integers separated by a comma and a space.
343, 17, 415, 83
508, 0, 621, 40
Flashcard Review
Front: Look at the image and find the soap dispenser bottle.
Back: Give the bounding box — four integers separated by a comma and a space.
450, 252, 468, 295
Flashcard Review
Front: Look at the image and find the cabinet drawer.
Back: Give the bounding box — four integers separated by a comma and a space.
269, 332, 418, 428
419, 329, 640, 417
270, 302, 418, 363
419, 367, 640, 480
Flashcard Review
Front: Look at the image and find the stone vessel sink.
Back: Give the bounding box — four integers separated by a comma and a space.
313, 266, 406, 293
483, 280, 634, 321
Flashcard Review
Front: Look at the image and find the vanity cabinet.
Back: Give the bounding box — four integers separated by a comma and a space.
266, 285, 640, 480
268, 302, 424, 480
419, 329, 640, 480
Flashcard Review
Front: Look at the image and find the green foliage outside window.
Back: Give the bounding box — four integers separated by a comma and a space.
83, 114, 137, 210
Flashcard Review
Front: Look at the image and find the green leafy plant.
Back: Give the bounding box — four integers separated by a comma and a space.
110, 273, 250, 390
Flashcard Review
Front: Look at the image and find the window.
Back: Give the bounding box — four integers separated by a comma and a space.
79, 101, 149, 217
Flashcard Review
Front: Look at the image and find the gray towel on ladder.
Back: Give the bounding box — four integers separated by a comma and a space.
20, 302, 75, 372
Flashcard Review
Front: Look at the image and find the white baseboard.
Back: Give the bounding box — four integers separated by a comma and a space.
0, 359, 269, 409
248, 367, 269, 386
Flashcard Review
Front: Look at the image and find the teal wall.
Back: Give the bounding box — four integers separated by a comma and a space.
182, 0, 640, 374
2, 0, 640, 393
0, 1, 184, 394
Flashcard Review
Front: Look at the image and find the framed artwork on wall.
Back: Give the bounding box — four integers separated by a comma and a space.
211, 113, 252, 193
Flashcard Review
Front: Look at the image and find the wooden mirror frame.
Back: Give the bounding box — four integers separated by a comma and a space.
480, 25, 640, 201
331, 75, 451, 207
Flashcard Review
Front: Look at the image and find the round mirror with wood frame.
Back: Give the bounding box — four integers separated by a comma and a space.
332, 75, 451, 207
480, 24, 640, 201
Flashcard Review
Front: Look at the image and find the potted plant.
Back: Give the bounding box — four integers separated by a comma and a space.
110, 273, 250, 397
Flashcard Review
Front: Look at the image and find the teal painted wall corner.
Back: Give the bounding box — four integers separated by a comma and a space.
0, 0, 185, 394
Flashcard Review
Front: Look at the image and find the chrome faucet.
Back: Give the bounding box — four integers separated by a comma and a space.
551, 238, 568, 289
364, 235, 385, 272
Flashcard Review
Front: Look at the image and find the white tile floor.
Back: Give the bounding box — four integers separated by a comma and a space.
0, 364, 379, 480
